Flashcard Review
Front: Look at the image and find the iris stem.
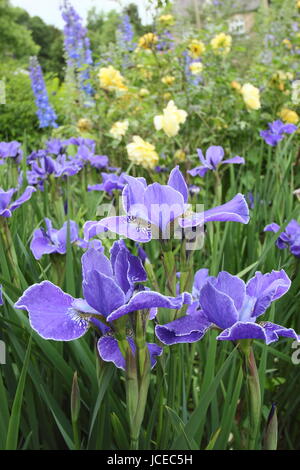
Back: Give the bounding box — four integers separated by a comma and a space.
239, 341, 261, 449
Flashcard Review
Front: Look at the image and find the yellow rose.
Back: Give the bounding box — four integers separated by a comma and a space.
211, 33, 232, 55
241, 83, 261, 110
126, 136, 159, 169
158, 14, 175, 25
98, 66, 127, 92
231, 81, 242, 92
189, 62, 203, 75
174, 149, 186, 162
139, 88, 150, 97
154, 100, 188, 137
163, 92, 172, 100
188, 39, 206, 59
282, 38, 292, 49
77, 118, 93, 133
279, 108, 299, 124
138, 33, 158, 50
161, 75, 175, 85
110, 120, 129, 139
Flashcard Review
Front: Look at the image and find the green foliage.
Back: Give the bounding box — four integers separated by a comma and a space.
1, 0, 300, 452
87, 8, 121, 55
0, 0, 39, 62
0, 63, 62, 147
15, 12, 65, 79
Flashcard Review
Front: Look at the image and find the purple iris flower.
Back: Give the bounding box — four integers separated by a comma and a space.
15, 242, 192, 369
156, 269, 299, 346
0, 186, 36, 218
46, 139, 66, 156
188, 146, 244, 178
65, 137, 96, 151
0, 141, 23, 164
0, 286, 3, 306
260, 120, 297, 146
88, 155, 109, 170
75, 143, 109, 169
30, 154, 83, 182
54, 155, 83, 177
88, 172, 128, 195
264, 220, 300, 257
27, 149, 47, 164
30, 218, 80, 260
84, 166, 249, 243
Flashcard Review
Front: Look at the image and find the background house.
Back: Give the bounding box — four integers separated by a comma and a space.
173, 0, 269, 35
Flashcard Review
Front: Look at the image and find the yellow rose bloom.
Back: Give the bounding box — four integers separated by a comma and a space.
188, 39, 206, 59
77, 118, 93, 133
138, 33, 158, 50
110, 120, 129, 139
174, 149, 186, 162
139, 88, 150, 97
98, 66, 127, 92
241, 83, 261, 110
158, 14, 175, 25
163, 92, 172, 100
154, 100, 188, 137
161, 75, 175, 85
211, 33, 232, 55
279, 108, 299, 124
189, 62, 203, 75
282, 38, 292, 49
231, 81, 242, 92
297, 0, 300, 8
126, 136, 159, 169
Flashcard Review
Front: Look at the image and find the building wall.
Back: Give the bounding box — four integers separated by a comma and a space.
229, 12, 256, 35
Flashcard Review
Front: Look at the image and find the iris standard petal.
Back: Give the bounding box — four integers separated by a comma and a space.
143, 183, 185, 232
83, 270, 125, 317
122, 175, 146, 214
199, 281, 239, 329
212, 271, 246, 311
206, 145, 224, 168
168, 166, 189, 203
81, 247, 113, 281
246, 270, 291, 318
30, 229, 57, 260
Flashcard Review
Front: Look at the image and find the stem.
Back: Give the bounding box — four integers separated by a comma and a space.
240, 341, 261, 449
1, 219, 20, 288
121, 312, 151, 450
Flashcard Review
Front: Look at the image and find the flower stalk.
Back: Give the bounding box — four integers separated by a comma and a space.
239, 340, 261, 450
124, 311, 151, 450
